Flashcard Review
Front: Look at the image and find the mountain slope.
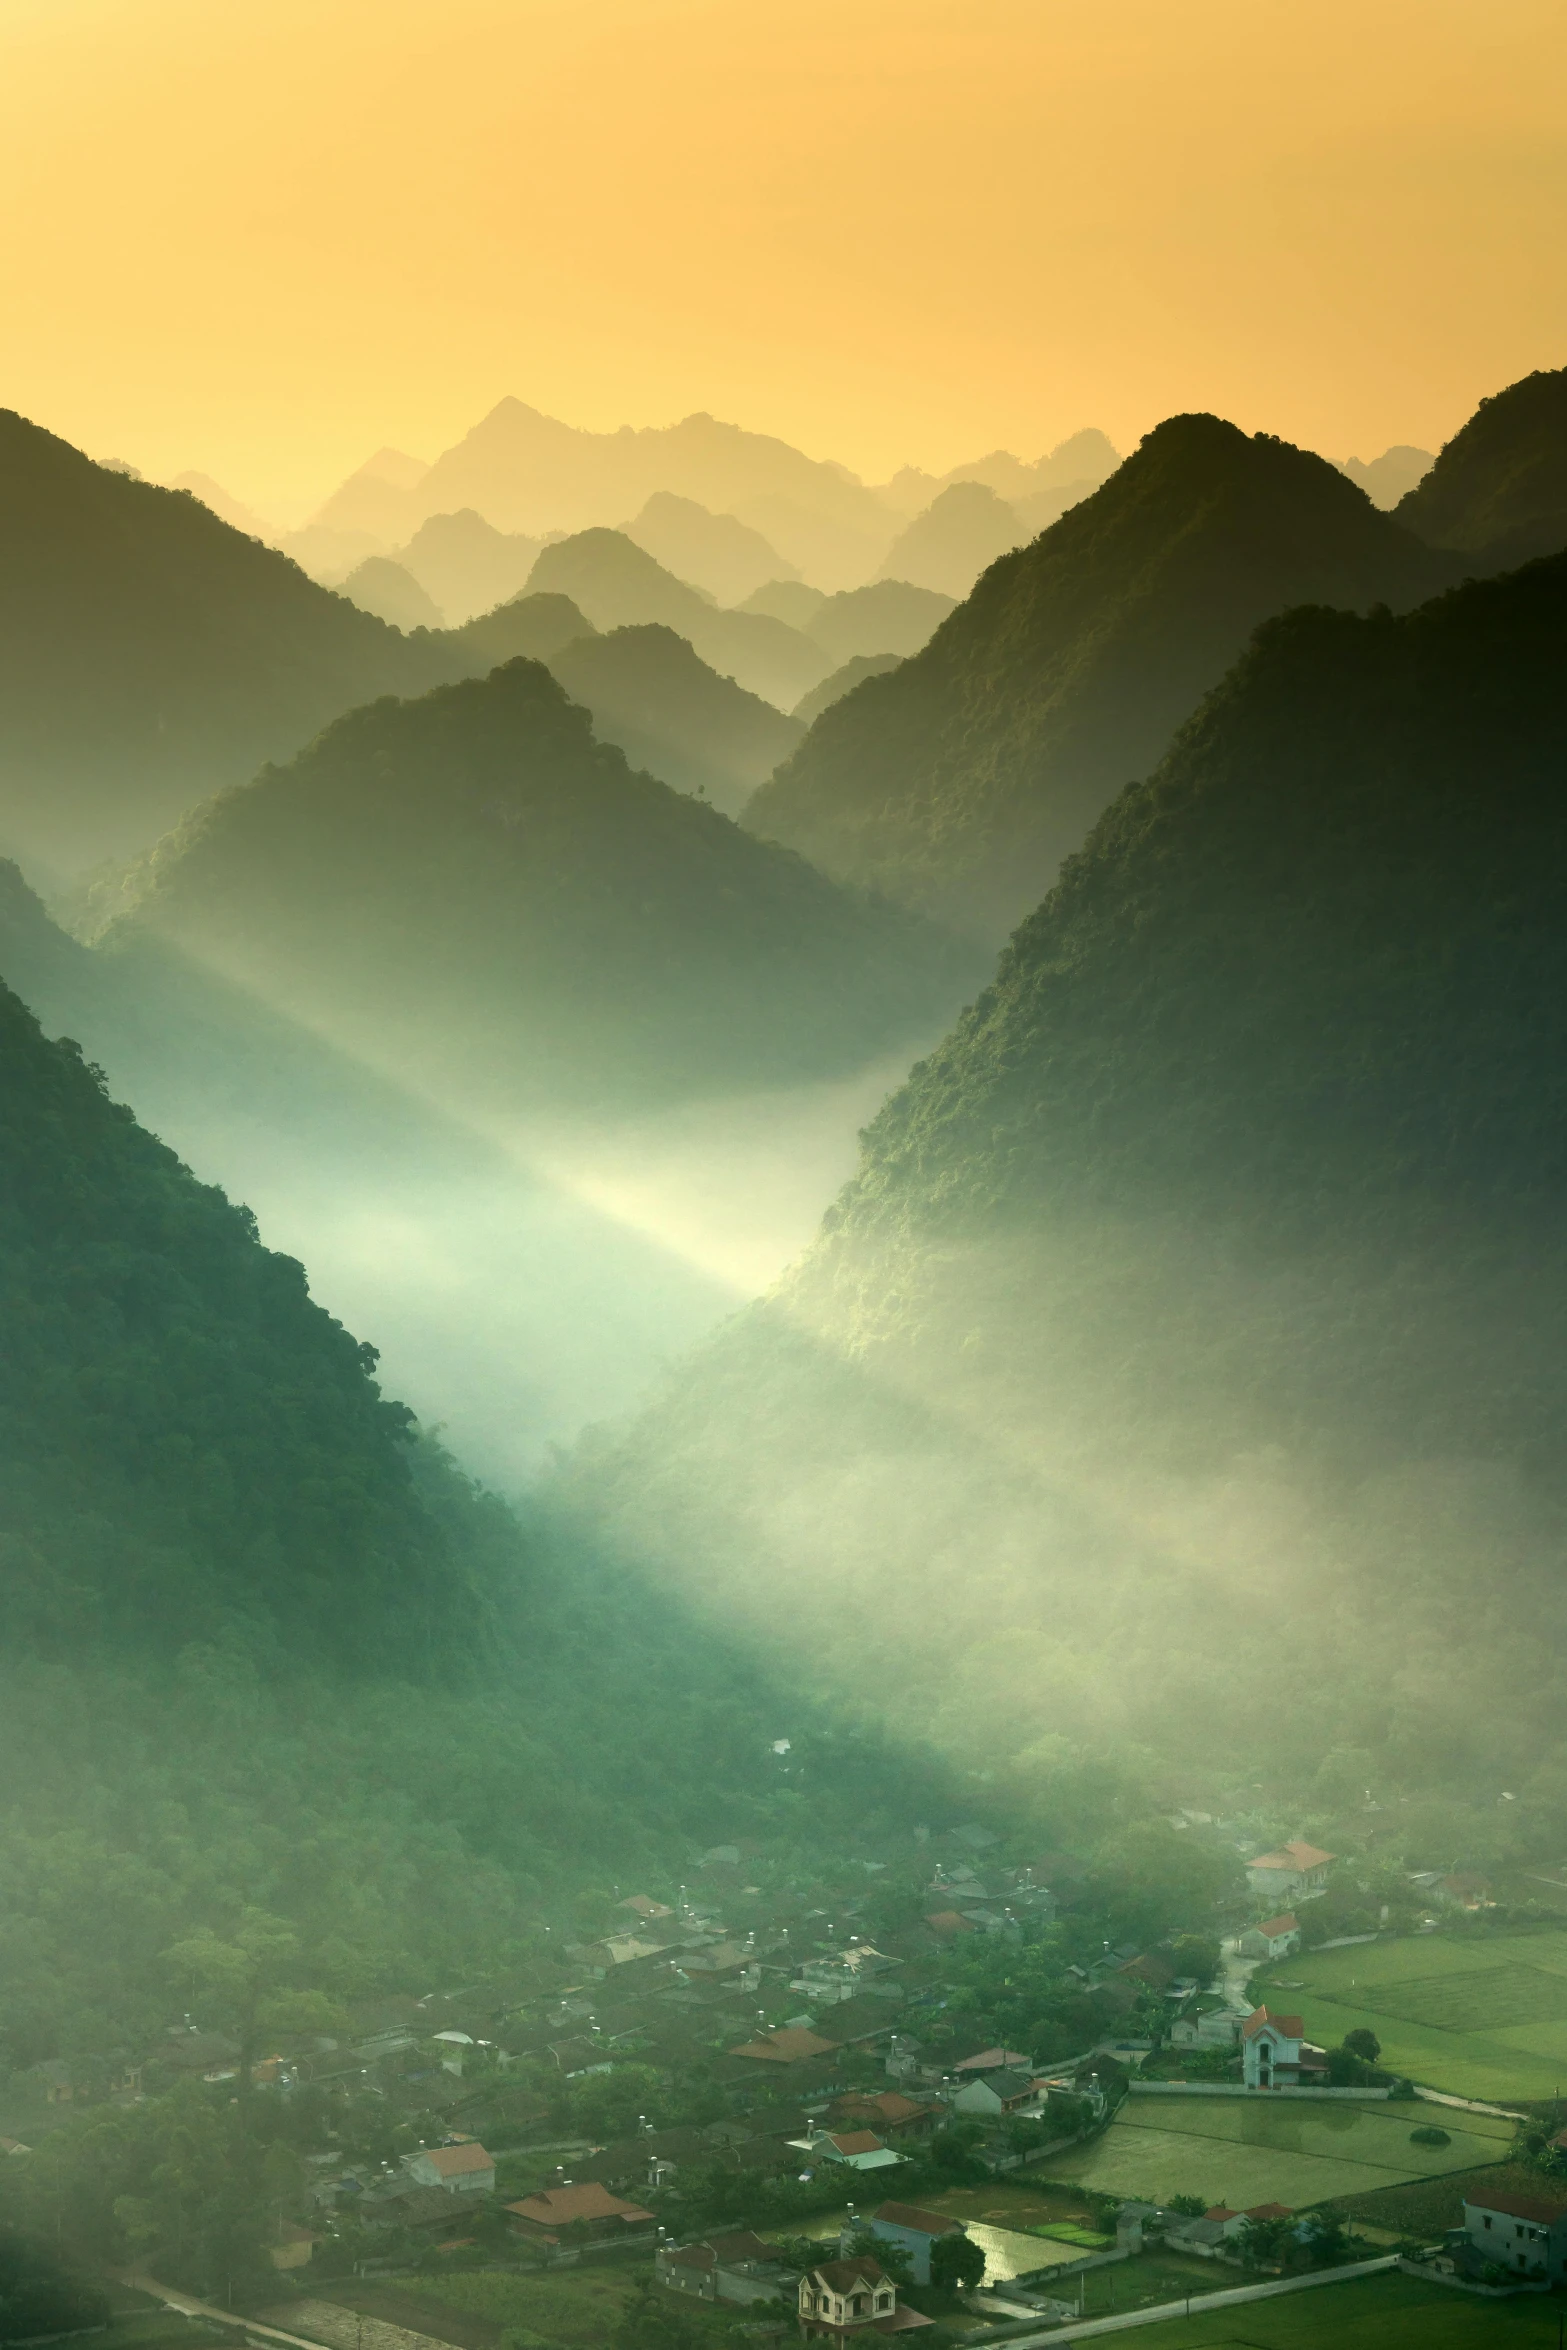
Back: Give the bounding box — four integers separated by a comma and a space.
0, 973, 471, 1664
111, 658, 976, 1114
394, 508, 542, 624
546, 624, 802, 815
1395, 366, 1567, 567
525, 529, 829, 706
622, 492, 797, 603
790, 653, 903, 727
0, 410, 449, 875
873, 482, 1024, 596
802, 582, 956, 664
748, 415, 1456, 941
563, 554, 1567, 1786
341, 554, 446, 629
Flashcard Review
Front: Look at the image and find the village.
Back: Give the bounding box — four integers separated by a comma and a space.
7, 1813, 1566, 2347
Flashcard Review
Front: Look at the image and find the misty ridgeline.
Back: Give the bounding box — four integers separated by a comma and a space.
1, 365, 1567, 2333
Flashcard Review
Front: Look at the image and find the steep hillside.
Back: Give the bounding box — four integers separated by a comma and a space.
0, 974, 473, 1664
0, 412, 452, 875
790, 653, 903, 727
1396, 366, 1567, 566
395, 508, 542, 624
1336, 444, 1432, 508
748, 415, 1455, 940
546, 624, 802, 815
565, 557, 1567, 1789
111, 659, 976, 1114
525, 529, 828, 705
803, 581, 956, 664
874, 481, 1024, 596
623, 492, 797, 602
447, 590, 596, 669
341, 554, 446, 629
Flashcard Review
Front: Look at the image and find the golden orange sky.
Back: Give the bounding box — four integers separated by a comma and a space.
0, 0, 1562, 513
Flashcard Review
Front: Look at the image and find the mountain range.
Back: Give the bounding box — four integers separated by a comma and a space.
561, 549, 1567, 1792
1395, 364, 1567, 568
106, 656, 978, 1116
746, 414, 1458, 941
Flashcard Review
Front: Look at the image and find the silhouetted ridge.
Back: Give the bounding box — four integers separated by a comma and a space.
114, 659, 976, 1114
0, 409, 450, 872
747, 413, 1454, 941
1396, 366, 1567, 568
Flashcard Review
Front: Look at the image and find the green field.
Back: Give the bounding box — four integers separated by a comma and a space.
1256, 1930, 1567, 2103
1038, 2093, 1516, 2210
1119, 2267, 1562, 2348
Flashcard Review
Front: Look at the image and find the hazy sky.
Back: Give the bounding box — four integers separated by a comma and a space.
2, 0, 1562, 510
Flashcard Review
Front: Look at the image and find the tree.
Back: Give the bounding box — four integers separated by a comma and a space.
1341, 2028, 1381, 2064
1165, 2194, 1206, 2217
612, 2277, 703, 2350
1298, 2211, 1349, 2265
930, 2232, 986, 2291
842, 2226, 913, 2284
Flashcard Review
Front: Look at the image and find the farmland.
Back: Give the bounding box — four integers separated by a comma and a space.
1254, 1929, 1567, 2103
1037, 2093, 1515, 2210
1113, 2267, 1564, 2348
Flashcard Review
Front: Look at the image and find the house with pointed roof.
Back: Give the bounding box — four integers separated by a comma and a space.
1240, 2008, 1328, 2090
788, 2126, 902, 2172
797, 2255, 933, 2338
399, 2141, 494, 2194
855, 2202, 968, 2285
504, 2181, 655, 2245
1463, 2187, 1567, 2279
1238, 1913, 1300, 1961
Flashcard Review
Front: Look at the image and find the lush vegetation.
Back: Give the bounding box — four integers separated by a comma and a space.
0, 410, 450, 873
746, 414, 1454, 939
1396, 363, 1567, 567
563, 554, 1567, 1807
547, 624, 802, 817
109, 658, 980, 1115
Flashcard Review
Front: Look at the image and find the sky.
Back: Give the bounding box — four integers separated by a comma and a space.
0, 0, 1562, 514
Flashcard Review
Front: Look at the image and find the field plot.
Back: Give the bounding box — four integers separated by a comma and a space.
1038, 2093, 1512, 2210
1257, 1930, 1567, 2103
1116, 2266, 1562, 2348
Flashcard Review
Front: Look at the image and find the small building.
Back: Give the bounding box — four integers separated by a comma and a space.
1240, 2008, 1328, 2089
952, 2068, 1039, 2118
658, 2229, 793, 2304
267, 2225, 318, 2272
618, 1894, 675, 1920
1238, 1913, 1300, 1961
400, 2141, 495, 2194
505, 2181, 656, 2246
1463, 2188, 1567, 2279
829, 2091, 940, 2143
729, 2025, 838, 2066
797, 2255, 932, 2338
855, 2202, 968, 2286
1245, 1842, 1335, 1902
789, 2128, 902, 2173
19, 2060, 79, 2107
950, 2046, 1029, 2074
1169, 2008, 1239, 2050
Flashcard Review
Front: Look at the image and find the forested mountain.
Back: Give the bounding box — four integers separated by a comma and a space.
562, 556, 1567, 1794
1336, 444, 1432, 508
747, 414, 1455, 941
0, 973, 473, 1665
110, 658, 976, 1114
0, 410, 450, 875
790, 653, 903, 727
393, 507, 542, 624
873, 481, 1025, 596
340, 554, 446, 629
525, 528, 829, 705
446, 589, 596, 669
800, 581, 956, 663
1396, 365, 1567, 567
546, 625, 803, 815
623, 492, 797, 603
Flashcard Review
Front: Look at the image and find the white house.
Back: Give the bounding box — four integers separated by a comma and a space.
1240, 2008, 1328, 2090
399, 2140, 494, 2194
1244, 1842, 1334, 1902
1464, 2188, 1567, 2278
1238, 1912, 1301, 1961
788, 2127, 902, 2173
798, 2255, 931, 2339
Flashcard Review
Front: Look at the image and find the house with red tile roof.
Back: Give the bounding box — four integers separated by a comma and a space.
1238, 1913, 1301, 1960
504, 2180, 655, 2245
1245, 1841, 1334, 1901
399, 2141, 494, 2194
728, 2025, 837, 2065
1464, 2186, 1567, 2279
1240, 2007, 1328, 2090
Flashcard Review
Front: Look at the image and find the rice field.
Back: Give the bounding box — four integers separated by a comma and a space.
1038, 2092, 1515, 2211
1255, 1929, 1567, 2104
